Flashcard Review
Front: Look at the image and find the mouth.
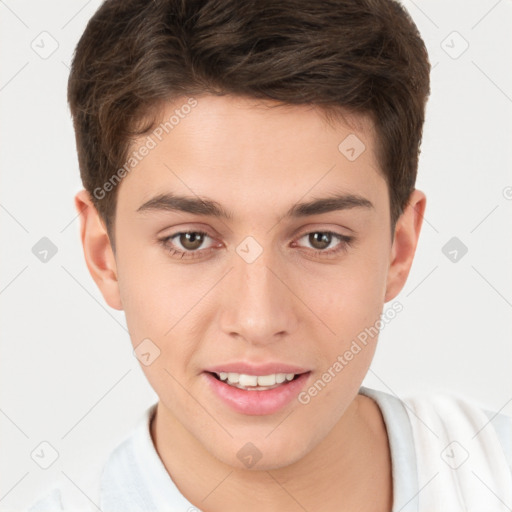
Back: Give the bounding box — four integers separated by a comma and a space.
202, 366, 311, 415
207, 371, 303, 391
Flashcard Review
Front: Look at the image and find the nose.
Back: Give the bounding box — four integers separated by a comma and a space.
218, 248, 300, 346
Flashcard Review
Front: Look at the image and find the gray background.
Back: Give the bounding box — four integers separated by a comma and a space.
1, 0, 511, 510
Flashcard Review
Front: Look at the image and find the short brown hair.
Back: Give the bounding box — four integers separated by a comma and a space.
68, 0, 430, 240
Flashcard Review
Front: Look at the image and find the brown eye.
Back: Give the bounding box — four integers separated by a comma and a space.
179, 232, 205, 250
308, 232, 332, 250
294, 230, 354, 257
160, 230, 219, 260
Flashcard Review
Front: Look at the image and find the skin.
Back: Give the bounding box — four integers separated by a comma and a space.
76, 94, 425, 512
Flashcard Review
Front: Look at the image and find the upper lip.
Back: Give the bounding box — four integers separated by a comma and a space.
204, 362, 310, 376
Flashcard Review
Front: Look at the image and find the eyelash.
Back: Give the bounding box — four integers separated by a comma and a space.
159, 230, 354, 260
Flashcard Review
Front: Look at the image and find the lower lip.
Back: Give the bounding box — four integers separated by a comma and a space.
203, 372, 311, 415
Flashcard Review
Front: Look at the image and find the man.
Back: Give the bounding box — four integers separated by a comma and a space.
28, 0, 512, 510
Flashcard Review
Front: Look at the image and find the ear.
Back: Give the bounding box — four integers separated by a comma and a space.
75, 190, 123, 310
384, 189, 426, 302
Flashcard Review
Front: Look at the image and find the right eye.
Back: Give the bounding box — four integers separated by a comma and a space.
159, 230, 220, 259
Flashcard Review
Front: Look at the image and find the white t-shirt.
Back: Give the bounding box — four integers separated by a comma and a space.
27, 387, 512, 512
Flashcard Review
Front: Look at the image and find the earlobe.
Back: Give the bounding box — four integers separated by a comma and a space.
384, 189, 426, 302
74, 190, 123, 311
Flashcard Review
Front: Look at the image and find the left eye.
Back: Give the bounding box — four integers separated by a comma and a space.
295, 231, 349, 251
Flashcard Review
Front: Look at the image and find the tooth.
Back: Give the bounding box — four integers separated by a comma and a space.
227, 372, 240, 383
257, 374, 276, 386
218, 371, 299, 388
239, 374, 258, 387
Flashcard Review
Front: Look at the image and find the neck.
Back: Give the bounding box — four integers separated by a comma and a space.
151, 393, 392, 512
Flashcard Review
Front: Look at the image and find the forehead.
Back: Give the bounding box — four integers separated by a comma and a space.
116, 94, 387, 217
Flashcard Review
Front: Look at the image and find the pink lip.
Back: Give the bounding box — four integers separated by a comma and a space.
204, 362, 309, 375
202, 371, 311, 416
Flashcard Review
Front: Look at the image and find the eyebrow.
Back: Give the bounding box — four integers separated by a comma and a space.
136, 192, 373, 219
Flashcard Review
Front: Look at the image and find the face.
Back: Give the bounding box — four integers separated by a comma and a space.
79, 94, 422, 470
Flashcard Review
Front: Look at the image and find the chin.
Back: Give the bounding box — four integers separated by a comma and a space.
205, 432, 312, 472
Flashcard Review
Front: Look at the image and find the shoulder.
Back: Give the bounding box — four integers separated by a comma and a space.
25, 471, 101, 512
26, 487, 63, 512
402, 391, 512, 511
362, 386, 512, 468
26, 405, 157, 512
402, 391, 512, 469
483, 405, 512, 471
360, 387, 512, 511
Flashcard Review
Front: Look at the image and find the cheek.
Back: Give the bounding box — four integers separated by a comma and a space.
115, 249, 173, 356
117, 262, 168, 342
300, 267, 384, 416
115, 231, 189, 336
116, 246, 213, 371
312, 255, 388, 333
116, 264, 202, 403
302, 244, 390, 388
